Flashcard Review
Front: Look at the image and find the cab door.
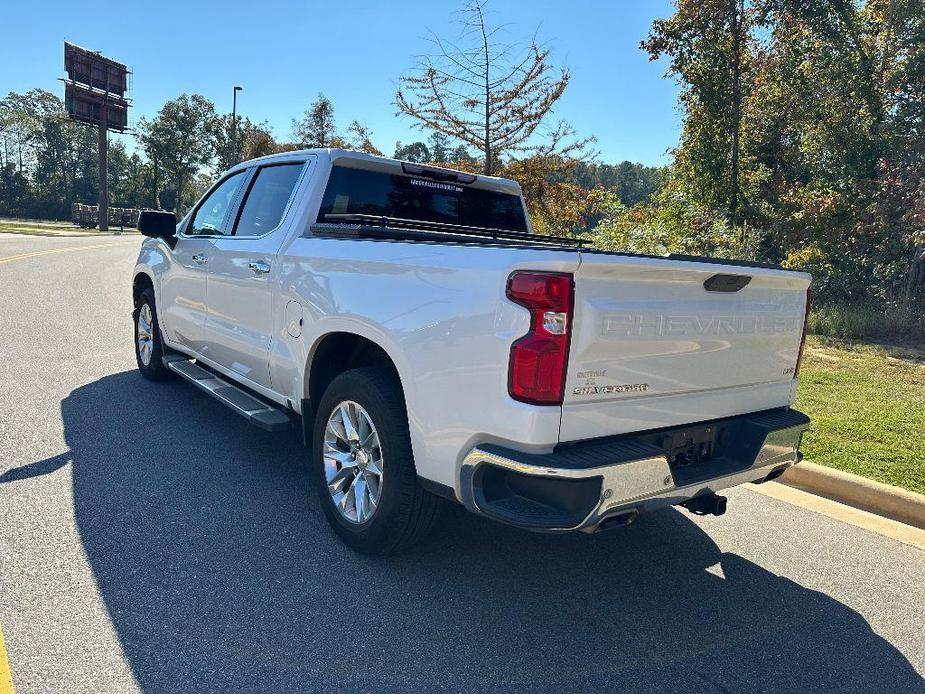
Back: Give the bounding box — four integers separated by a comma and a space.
201, 160, 309, 389
159, 170, 248, 353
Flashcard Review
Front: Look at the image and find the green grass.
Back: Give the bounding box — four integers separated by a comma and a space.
808, 302, 925, 343
0, 221, 135, 236
0, 216, 73, 226
795, 336, 925, 494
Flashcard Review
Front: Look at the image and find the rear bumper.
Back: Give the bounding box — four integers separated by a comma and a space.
459, 408, 809, 532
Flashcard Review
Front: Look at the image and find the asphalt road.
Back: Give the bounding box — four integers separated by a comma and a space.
1, 233, 923, 694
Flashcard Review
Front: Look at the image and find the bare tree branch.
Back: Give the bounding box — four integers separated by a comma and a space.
394, 0, 581, 175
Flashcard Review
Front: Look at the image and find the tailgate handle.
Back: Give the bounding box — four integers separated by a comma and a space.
704, 274, 751, 292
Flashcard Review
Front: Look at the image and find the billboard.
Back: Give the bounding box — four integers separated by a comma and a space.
64, 42, 128, 96
63, 42, 130, 131
62, 41, 132, 229
64, 82, 129, 132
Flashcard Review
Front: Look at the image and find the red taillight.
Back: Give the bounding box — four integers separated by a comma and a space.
794, 286, 812, 377
507, 271, 574, 405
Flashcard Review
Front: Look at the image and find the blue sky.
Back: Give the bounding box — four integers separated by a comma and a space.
1, 1, 681, 166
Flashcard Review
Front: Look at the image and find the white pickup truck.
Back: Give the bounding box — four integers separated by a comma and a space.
133, 149, 811, 554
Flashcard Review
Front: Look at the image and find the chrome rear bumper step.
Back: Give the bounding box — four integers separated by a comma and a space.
460, 408, 809, 532
162, 355, 291, 432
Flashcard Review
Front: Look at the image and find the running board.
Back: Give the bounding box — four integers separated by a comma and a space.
162, 355, 291, 432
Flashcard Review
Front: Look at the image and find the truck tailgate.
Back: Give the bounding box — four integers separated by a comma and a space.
561, 254, 811, 442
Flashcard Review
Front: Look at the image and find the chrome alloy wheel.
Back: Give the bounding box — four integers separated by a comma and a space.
137, 303, 154, 366
323, 400, 384, 524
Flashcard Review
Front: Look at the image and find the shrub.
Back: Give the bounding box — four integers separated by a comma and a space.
807, 302, 925, 343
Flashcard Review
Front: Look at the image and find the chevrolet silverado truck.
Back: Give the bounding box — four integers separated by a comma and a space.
132, 149, 811, 555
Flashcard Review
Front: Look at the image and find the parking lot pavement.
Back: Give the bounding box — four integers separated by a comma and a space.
1, 236, 923, 693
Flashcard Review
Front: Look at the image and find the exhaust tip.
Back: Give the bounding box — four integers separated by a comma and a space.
596, 510, 638, 531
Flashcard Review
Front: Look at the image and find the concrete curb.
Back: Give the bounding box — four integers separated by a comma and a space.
779, 461, 925, 530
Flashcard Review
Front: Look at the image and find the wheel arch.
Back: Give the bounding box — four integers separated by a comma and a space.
301, 331, 407, 446
132, 270, 155, 307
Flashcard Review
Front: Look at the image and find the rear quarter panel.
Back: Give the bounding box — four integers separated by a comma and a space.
276, 237, 580, 490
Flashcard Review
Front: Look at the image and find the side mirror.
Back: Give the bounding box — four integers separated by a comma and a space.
138, 210, 178, 241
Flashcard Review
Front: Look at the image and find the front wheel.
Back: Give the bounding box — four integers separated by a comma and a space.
311, 367, 441, 555
134, 288, 172, 381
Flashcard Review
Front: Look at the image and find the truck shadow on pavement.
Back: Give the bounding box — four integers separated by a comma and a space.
22, 371, 923, 693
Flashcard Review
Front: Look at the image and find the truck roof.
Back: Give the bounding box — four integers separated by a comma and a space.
228, 148, 522, 196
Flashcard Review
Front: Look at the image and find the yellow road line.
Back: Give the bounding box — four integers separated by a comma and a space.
0, 624, 13, 694
0, 241, 136, 266
748, 482, 925, 551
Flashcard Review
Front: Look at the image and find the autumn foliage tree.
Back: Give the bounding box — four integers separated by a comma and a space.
395, 1, 594, 236
395, 0, 582, 176
625, 0, 925, 320
642, 0, 753, 227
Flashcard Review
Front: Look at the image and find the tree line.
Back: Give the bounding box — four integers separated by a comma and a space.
0, 85, 660, 227
593, 0, 925, 310
1, 0, 921, 316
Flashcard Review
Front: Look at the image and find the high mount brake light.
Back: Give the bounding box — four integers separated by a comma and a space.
506, 271, 574, 405
399, 162, 477, 184
795, 286, 812, 378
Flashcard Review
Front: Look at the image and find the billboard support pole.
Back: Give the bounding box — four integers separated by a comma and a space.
63, 42, 130, 233
98, 100, 108, 231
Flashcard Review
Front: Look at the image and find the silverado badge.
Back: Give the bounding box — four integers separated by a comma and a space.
573, 383, 650, 395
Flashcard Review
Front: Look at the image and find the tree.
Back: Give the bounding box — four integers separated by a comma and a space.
0, 90, 98, 217
0, 163, 30, 216
393, 132, 477, 166
137, 94, 215, 213
108, 144, 155, 209
427, 132, 451, 164
571, 161, 665, 206
345, 120, 383, 155
639, 0, 925, 308
18, 90, 98, 217
866, 0, 925, 301
591, 183, 742, 258
292, 93, 382, 154
393, 140, 430, 162
395, 0, 579, 175
0, 89, 64, 175
292, 93, 341, 148
211, 113, 277, 172
642, 0, 754, 226
499, 124, 597, 237
450, 144, 478, 167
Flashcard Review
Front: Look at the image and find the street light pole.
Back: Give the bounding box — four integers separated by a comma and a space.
231, 86, 243, 163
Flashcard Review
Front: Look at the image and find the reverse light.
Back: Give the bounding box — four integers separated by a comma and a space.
507, 271, 574, 405
794, 286, 812, 377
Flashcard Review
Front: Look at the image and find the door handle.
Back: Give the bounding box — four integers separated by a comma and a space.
192, 254, 208, 265
248, 261, 271, 275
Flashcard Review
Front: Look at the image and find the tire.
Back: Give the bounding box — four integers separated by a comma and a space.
134, 287, 172, 381
311, 367, 441, 555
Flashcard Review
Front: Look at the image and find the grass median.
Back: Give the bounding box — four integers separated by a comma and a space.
0, 220, 135, 236
796, 335, 925, 495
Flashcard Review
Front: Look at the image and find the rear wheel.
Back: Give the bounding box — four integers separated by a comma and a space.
134, 288, 171, 381
311, 367, 440, 554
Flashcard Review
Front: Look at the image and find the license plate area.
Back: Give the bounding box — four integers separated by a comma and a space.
664, 426, 717, 469
644, 421, 747, 486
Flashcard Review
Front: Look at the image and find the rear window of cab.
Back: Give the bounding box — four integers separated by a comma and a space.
317, 165, 527, 232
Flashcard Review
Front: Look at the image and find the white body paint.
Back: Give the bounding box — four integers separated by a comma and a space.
134, 149, 811, 496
